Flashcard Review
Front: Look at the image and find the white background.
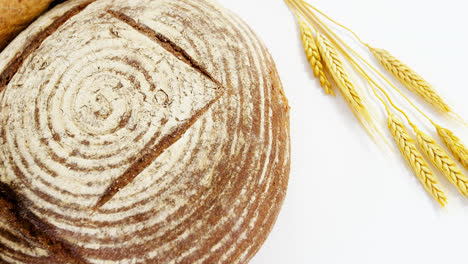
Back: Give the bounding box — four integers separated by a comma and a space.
216, 0, 468, 263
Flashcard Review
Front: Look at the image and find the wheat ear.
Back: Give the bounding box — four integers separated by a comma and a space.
414, 127, 468, 197
436, 126, 468, 171
298, 20, 334, 95
388, 114, 447, 206
316, 33, 370, 121
370, 47, 451, 113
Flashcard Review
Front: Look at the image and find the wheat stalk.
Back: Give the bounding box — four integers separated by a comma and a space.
316, 33, 371, 121
388, 114, 447, 206
436, 126, 468, 171
370, 47, 451, 113
298, 20, 334, 95
287, 0, 468, 207
414, 127, 468, 197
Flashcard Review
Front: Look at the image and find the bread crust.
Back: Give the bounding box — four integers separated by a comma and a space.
0, 0, 54, 51
0, 0, 290, 263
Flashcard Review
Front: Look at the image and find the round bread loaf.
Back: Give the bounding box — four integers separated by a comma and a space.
0, 0, 290, 263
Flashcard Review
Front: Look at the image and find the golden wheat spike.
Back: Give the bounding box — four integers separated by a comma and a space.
370, 47, 451, 113
414, 127, 468, 197
316, 33, 371, 121
436, 126, 468, 171
298, 20, 334, 95
388, 114, 447, 206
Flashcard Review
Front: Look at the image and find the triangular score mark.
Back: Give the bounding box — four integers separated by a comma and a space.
93, 91, 223, 211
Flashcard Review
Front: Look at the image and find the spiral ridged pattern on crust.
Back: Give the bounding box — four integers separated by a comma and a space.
0, 0, 290, 263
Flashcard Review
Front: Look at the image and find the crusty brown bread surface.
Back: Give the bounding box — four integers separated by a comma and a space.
0, 0, 290, 263
0, 0, 54, 51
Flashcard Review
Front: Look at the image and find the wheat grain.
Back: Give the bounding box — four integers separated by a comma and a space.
316, 33, 370, 121
287, 0, 462, 207
414, 127, 468, 197
370, 47, 451, 113
298, 20, 334, 95
388, 114, 447, 206
436, 126, 468, 171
